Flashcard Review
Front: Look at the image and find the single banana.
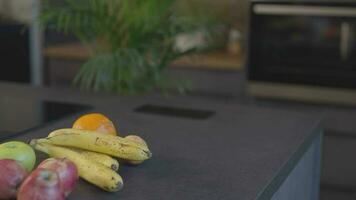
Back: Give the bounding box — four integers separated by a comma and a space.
47, 130, 120, 170
72, 148, 119, 171
124, 135, 148, 165
30, 139, 123, 192
44, 128, 152, 161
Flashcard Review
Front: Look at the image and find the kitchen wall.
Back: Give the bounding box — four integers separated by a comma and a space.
43, 0, 250, 45
0, 0, 35, 24
0, 0, 249, 27
176, 0, 248, 32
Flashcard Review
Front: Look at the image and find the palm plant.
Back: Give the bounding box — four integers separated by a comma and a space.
41, 0, 216, 94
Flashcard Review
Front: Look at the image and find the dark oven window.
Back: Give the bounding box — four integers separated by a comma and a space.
248, 2, 356, 89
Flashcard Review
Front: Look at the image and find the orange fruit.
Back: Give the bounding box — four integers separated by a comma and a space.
72, 113, 118, 136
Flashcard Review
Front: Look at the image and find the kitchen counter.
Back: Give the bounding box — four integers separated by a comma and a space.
43, 43, 243, 71
0, 82, 322, 200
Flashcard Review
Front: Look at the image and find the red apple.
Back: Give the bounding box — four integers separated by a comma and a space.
0, 159, 28, 199
37, 158, 78, 196
18, 168, 65, 200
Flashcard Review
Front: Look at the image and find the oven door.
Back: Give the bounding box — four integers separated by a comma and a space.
248, 3, 356, 89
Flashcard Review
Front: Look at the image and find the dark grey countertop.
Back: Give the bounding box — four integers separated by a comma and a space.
0, 82, 322, 200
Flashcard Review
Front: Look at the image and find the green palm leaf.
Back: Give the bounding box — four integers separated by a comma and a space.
41, 0, 217, 94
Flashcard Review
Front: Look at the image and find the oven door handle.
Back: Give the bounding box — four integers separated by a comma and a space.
340, 22, 350, 61
254, 4, 356, 17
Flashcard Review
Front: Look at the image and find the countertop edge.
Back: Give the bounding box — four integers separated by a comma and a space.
255, 121, 323, 200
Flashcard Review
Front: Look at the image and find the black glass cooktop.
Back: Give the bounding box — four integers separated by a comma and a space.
0, 98, 91, 141
134, 104, 215, 120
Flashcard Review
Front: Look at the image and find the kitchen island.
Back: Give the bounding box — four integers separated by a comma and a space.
0, 82, 322, 200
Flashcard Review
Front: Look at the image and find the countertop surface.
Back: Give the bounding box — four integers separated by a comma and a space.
0, 82, 322, 200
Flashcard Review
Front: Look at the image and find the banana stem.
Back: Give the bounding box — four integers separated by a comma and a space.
30, 139, 50, 154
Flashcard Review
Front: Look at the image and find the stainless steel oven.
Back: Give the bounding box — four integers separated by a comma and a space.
247, 1, 356, 105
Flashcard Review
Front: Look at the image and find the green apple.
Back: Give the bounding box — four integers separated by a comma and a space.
0, 141, 36, 172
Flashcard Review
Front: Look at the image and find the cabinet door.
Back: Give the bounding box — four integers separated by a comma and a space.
0, 24, 30, 83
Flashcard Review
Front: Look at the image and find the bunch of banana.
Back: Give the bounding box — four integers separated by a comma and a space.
30, 128, 152, 192
30, 140, 123, 192
44, 128, 152, 161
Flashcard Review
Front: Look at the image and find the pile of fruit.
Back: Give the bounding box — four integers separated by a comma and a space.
0, 113, 152, 199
